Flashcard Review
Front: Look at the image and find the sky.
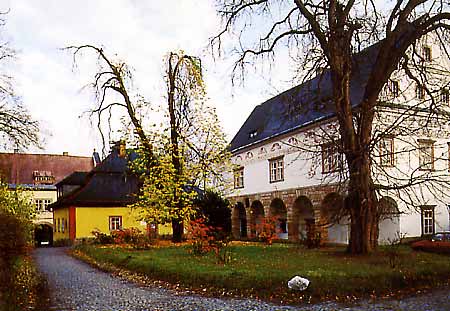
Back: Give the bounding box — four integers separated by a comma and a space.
0, 0, 293, 157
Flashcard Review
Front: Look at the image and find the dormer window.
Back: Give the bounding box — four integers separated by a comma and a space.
423, 46, 432, 62
33, 170, 55, 185
249, 130, 258, 138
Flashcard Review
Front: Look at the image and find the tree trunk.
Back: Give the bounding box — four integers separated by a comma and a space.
346, 153, 378, 254
171, 219, 184, 243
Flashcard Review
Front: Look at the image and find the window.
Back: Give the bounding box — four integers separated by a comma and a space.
34, 199, 52, 212
249, 130, 258, 138
418, 139, 434, 170
388, 80, 399, 97
441, 88, 449, 104
269, 157, 284, 183
32, 170, 54, 185
421, 206, 435, 235
57, 218, 60, 233
234, 167, 244, 189
416, 84, 425, 100
61, 218, 65, 233
379, 137, 394, 167
322, 143, 342, 173
109, 216, 122, 231
423, 46, 432, 62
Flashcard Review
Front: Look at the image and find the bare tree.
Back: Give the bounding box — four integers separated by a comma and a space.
0, 12, 40, 151
68, 47, 230, 242
212, 1, 450, 253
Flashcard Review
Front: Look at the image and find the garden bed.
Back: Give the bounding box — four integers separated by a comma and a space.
72, 242, 450, 304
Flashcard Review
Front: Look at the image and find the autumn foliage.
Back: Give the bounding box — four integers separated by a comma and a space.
253, 216, 278, 245
187, 218, 232, 263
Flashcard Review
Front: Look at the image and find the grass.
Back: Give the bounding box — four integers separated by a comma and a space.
73, 242, 450, 303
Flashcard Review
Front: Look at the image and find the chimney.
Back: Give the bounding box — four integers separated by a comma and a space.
92, 148, 101, 166
63, 152, 69, 156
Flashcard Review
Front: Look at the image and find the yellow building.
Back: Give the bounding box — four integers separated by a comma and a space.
51, 144, 171, 242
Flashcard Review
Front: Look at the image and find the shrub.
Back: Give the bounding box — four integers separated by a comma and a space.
111, 228, 142, 244
254, 216, 278, 245
91, 229, 115, 245
0, 212, 29, 267
187, 218, 214, 255
187, 217, 232, 263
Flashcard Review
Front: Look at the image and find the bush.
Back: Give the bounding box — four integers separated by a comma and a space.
411, 240, 450, 254
187, 217, 232, 263
0, 212, 29, 268
254, 216, 278, 245
91, 229, 115, 245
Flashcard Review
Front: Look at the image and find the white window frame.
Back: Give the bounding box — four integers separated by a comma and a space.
269, 157, 284, 183
322, 143, 342, 173
379, 137, 395, 167
234, 167, 244, 189
416, 84, 425, 100
109, 216, 122, 231
418, 139, 434, 171
421, 206, 435, 235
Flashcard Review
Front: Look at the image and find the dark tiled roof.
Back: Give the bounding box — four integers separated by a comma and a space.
51, 149, 139, 208
55, 172, 89, 187
0, 153, 94, 184
229, 43, 379, 152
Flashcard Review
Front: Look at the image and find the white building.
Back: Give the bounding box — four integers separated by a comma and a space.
227, 37, 450, 244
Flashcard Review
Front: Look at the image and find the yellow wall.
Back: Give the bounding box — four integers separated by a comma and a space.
75, 207, 147, 239
53, 207, 69, 240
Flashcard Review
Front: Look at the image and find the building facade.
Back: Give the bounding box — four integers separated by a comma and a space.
0, 151, 94, 244
227, 37, 450, 244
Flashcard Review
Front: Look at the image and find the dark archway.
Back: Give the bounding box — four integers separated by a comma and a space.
232, 202, 247, 239
321, 193, 348, 244
249, 200, 265, 238
34, 224, 53, 247
269, 198, 288, 239
291, 196, 314, 241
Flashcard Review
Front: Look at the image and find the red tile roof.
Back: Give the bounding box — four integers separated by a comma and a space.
0, 153, 94, 185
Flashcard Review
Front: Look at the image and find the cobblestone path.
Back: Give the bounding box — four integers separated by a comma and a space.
34, 247, 450, 311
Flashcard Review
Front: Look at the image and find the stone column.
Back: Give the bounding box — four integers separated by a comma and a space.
231, 206, 240, 239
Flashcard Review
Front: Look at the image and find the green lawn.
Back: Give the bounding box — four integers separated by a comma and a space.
73, 242, 450, 303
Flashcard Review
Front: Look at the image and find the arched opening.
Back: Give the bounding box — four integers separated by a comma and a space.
249, 200, 265, 237
269, 198, 288, 239
232, 202, 247, 239
321, 192, 348, 244
378, 196, 400, 244
34, 224, 53, 247
291, 196, 314, 241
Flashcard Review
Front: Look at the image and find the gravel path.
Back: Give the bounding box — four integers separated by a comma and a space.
34, 247, 450, 311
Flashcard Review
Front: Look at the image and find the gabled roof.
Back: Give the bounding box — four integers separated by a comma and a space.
0, 152, 94, 185
51, 148, 139, 208
55, 172, 89, 187
229, 43, 379, 152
